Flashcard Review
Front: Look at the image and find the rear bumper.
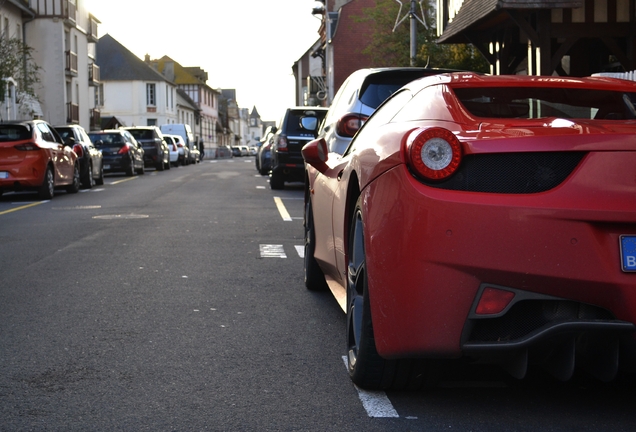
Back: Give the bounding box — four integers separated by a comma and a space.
0, 156, 48, 189
362, 158, 636, 362
102, 156, 133, 173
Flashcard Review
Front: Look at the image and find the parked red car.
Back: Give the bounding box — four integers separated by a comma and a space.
302, 72, 636, 389
0, 120, 80, 199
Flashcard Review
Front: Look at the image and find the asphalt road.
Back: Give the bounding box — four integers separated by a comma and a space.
1, 158, 635, 431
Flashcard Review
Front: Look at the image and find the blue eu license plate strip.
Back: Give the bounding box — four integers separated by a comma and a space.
620, 235, 636, 272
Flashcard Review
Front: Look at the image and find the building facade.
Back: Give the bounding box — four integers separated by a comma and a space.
302, 0, 376, 105
95, 34, 177, 128
25, 0, 101, 130
436, 0, 636, 76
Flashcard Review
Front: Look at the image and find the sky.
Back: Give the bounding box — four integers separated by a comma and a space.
85, 0, 323, 122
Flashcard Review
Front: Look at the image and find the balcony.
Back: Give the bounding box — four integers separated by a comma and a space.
64, 0, 77, 26
88, 16, 99, 43
66, 102, 79, 124
88, 63, 100, 86
65, 50, 78, 76
89, 108, 101, 131
30, 0, 76, 25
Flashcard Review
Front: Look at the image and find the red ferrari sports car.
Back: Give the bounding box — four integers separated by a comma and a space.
302, 72, 636, 389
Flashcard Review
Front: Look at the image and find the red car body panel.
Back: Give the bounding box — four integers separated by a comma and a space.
305, 73, 636, 361
0, 124, 76, 190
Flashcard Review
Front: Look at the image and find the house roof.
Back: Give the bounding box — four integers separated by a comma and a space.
151, 56, 220, 94
96, 34, 171, 82
437, 0, 582, 43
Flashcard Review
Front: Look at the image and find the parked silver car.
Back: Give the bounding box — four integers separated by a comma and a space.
317, 67, 460, 155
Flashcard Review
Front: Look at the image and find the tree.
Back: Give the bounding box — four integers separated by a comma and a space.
0, 37, 41, 100
358, 0, 489, 72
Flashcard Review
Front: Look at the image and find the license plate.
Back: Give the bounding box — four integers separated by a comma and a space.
0, 171, 8, 179
620, 235, 636, 272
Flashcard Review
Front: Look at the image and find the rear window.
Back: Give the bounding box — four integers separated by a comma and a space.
453, 87, 636, 120
89, 133, 125, 147
128, 129, 155, 140
359, 70, 443, 109
284, 110, 327, 135
0, 125, 32, 141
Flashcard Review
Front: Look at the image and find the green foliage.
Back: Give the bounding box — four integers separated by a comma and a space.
357, 0, 489, 72
0, 37, 41, 99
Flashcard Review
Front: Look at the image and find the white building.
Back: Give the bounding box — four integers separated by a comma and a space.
95, 34, 178, 127
25, 0, 101, 130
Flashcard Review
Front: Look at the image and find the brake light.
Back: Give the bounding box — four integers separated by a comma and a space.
73, 144, 84, 157
277, 135, 288, 152
118, 145, 132, 155
14, 142, 40, 151
405, 127, 462, 181
475, 287, 515, 315
336, 113, 368, 138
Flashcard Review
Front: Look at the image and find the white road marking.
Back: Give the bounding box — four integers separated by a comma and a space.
295, 245, 304, 258
260, 244, 287, 258
256, 186, 266, 189
341, 356, 399, 418
273, 196, 292, 221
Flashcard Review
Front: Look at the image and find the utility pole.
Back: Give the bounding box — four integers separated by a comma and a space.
393, 1, 428, 66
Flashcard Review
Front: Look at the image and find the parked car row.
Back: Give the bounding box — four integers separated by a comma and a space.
301, 67, 636, 390
0, 121, 200, 200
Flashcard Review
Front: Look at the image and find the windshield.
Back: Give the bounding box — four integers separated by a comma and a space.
453, 87, 636, 120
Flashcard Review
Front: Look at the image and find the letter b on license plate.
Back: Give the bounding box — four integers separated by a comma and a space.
620, 235, 636, 272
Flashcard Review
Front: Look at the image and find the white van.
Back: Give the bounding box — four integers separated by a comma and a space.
160, 124, 198, 163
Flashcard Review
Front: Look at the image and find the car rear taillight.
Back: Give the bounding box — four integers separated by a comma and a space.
73, 144, 84, 157
14, 142, 40, 151
277, 135, 288, 152
405, 127, 462, 181
475, 287, 515, 315
336, 113, 368, 138
118, 145, 132, 155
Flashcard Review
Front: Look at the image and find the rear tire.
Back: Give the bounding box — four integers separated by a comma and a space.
81, 163, 93, 189
66, 164, 80, 194
38, 166, 55, 200
304, 200, 328, 291
270, 171, 284, 190
346, 197, 439, 390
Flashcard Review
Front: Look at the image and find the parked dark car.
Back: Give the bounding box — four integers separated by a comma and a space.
255, 125, 276, 175
54, 124, 104, 188
123, 126, 170, 171
269, 107, 327, 189
88, 130, 144, 176
231, 147, 241, 157
0, 120, 80, 199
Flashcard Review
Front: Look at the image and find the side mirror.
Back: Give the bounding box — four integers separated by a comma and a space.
300, 116, 318, 131
64, 136, 76, 146
301, 138, 329, 173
